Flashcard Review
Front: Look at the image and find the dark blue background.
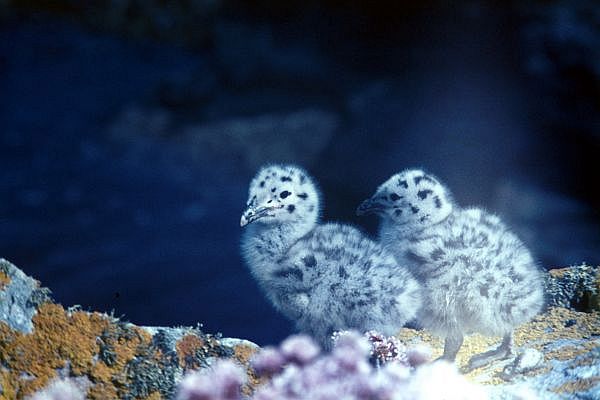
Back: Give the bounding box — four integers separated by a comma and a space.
1, 1, 598, 346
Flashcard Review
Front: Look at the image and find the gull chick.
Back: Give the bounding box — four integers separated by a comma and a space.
240, 164, 422, 347
358, 168, 544, 370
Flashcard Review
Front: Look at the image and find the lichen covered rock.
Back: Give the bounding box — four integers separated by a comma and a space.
398, 296, 600, 399
0, 258, 51, 334
545, 264, 599, 312
0, 259, 258, 399
1, 260, 598, 399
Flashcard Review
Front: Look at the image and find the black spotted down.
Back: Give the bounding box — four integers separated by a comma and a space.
417, 175, 435, 184
410, 205, 419, 214
417, 189, 433, 200
390, 193, 402, 201
430, 248, 445, 261
297, 193, 308, 200
398, 179, 408, 189
302, 255, 317, 268
280, 190, 291, 199
281, 176, 292, 182
273, 268, 303, 281
287, 204, 296, 213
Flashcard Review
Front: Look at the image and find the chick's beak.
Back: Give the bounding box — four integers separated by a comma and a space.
240, 204, 278, 227
356, 197, 384, 216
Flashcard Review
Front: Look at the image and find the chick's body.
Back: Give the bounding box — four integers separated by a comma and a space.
381, 207, 543, 340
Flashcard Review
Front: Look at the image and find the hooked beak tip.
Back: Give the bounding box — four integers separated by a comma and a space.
240, 215, 248, 227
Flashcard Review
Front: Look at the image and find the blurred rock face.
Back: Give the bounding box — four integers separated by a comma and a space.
4, 0, 222, 45
109, 106, 338, 171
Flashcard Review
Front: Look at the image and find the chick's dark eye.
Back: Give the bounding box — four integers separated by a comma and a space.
390, 193, 402, 201
280, 190, 291, 199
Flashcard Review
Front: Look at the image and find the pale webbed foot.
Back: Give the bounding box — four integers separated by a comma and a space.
464, 333, 513, 372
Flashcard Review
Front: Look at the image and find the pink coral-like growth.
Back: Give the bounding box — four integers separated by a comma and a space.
177, 359, 246, 400
177, 331, 487, 400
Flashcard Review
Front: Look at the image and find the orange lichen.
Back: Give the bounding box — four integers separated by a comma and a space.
513, 307, 600, 346
0, 302, 155, 399
88, 382, 119, 400
176, 334, 205, 369
0, 271, 10, 290
593, 268, 600, 310
233, 344, 263, 396
551, 377, 600, 393
233, 344, 257, 365
146, 392, 163, 400
89, 360, 113, 384
0, 369, 18, 399
544, 341, 598, 361
549, 268, 569, 279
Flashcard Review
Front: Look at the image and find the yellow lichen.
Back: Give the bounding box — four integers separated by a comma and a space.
593, 268, 600, 311
551, 377, 600, 393
87, 382, 119, 400
0, 368, 17, 399
397, 307, 600, 386
0, 302, 154, 399
549, 268, 569, 279
0, 271, 10, 290
544, 342, 597, 361
145, 392, 163, 400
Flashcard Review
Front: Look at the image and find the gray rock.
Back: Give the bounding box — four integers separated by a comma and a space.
501, 348, 545, 379
545, 264, 599, 312
0, 258, 51, 333
0, 259, 259, 399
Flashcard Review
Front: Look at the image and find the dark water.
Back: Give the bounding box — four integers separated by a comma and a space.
1, 6, 598, 346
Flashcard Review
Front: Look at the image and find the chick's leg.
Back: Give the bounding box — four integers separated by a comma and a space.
437, 333, 464, 362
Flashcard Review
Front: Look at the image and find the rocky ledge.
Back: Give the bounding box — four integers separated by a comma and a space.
399, 264, 599, 399
0, 259, 259, 399
0, 259, 598, 399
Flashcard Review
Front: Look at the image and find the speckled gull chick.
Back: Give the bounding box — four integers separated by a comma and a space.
240, 164, 422, 347
357, 169, 544, 370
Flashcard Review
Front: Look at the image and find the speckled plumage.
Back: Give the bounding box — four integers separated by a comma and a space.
240, 164, 422, 347
358, 168, 545, 369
